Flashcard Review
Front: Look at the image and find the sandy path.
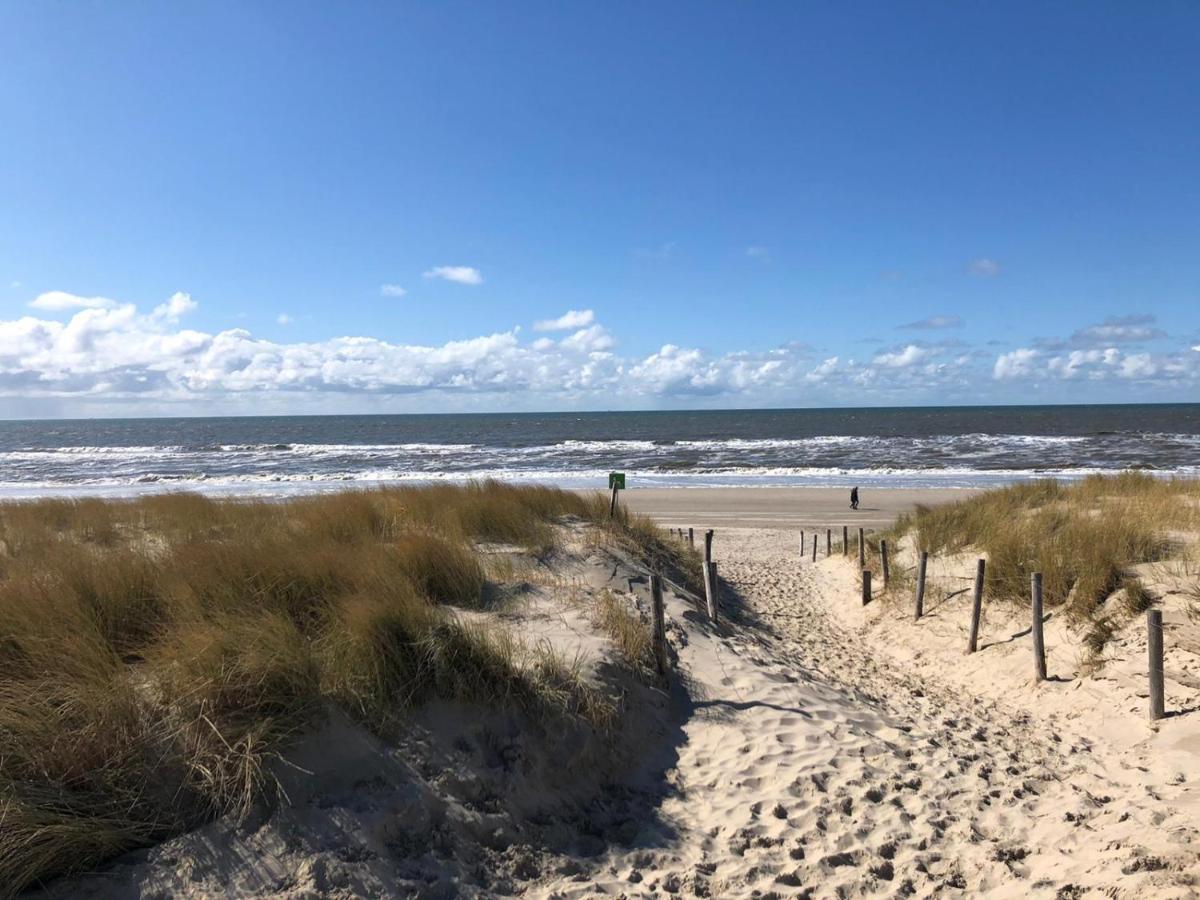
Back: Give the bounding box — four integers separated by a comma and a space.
535, 528, 1198, 898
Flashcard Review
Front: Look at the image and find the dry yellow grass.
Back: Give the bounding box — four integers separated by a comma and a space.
889, 474, 1200, 640
0, 481, 688, 895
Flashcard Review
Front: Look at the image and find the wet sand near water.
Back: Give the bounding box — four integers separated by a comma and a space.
618, 486, 982, 530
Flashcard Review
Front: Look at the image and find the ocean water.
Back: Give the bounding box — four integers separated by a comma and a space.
0, 405, 1198, 498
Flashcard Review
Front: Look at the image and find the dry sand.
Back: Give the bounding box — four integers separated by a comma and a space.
40, 488, 1200, 898
533, 524, 1200, 897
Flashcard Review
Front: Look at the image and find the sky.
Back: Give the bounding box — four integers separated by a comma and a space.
1, 1, 1198, 418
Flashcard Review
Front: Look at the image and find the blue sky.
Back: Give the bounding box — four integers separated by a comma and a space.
1, 1, 1198, 417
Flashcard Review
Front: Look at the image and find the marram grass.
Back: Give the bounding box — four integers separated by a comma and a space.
0, 481, 681, 895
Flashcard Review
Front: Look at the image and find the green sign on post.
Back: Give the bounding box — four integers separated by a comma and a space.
608, 472, 626, 490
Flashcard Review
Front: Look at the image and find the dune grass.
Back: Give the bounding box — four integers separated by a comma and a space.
0, 481, 670, 895
888, 473, 1200, 639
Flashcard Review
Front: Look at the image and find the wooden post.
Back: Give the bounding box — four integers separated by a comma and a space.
914, 551, 928, 620
1031, 572, 1046, 682
842, 525, 848, 556
861, 570, 872, 605
688, 527, 694, 549
1148, 609, 1164, 721
811, 534, 817, 562
649, 574, 668, 678
858, 528, 865, 569
609, 484, 619, 518
826, 528, 832, 557
704, 529, 714, 563
967, 558, 986, 653
880, 540, 890, 587
800, 530, 805, 557
703, 561, 720, 622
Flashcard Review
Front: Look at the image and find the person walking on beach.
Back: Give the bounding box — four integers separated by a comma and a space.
850, 486, 859, 510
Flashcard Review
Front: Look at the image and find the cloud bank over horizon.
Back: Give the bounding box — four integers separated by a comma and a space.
1, 291, 1196, 417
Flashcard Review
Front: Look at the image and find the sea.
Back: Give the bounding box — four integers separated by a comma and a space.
0, 404, 1198, 498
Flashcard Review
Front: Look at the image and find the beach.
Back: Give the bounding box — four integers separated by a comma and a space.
619, 485, 982, 529
20, 477, 1200, 898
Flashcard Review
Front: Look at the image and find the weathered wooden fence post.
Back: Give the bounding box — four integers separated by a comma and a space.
1148, 609, 1164, 721
704, 529, 714, 563
826, 528, 832, 557
1031, 572, 1046, 681
811, 534, 817, 562
609, 483, 619, 518
800, 530, 805, 557
858, 527, 865, 569
688, 527, 694, 549
703, 561, 720, 622
649, 574, 669, 678
862, 570, 872, 605
842, 525, 848, 556
880, 539, 890, 587
914, 551, 928, 620
967, 558, 986, 653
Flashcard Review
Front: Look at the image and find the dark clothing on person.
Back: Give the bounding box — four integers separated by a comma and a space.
850, 488, 859, 510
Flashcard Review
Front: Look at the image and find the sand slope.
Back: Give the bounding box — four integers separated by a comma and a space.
34, 525, 1199, 898
535, 528, 1199, 897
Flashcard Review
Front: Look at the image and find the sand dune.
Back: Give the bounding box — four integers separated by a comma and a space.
33, 492, 1199, 898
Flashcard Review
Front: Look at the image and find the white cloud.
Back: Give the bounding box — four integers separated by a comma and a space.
534, 309, 595, 332
1193, 345, 1200, 353
872, 345, 929, 368
804, 357, 839, 383
994, 348, 1040, 379
276, 313, 294, 325
153, 292, 197, 320
1119, 353, 1157, 379
0, 293, 1194, 412
900, 314, 962, 330
967, 258, 1002, 277
380, 284, 407, 298
560, 324, 614, 353
423, 266, 483, 285
30, 291, 118, 311
1071, 314, 1165, 345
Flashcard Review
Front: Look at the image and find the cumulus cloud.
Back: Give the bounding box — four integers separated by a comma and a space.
423, 266, 483, 285
380, 284, 407, 297
1120, 353, 1157, 379
873, 345, 929, 368
0, 294, 801, 404
994, 348, 1040, 380
804, 357, 839, 382
30, 291, 118, 311
1071, 314, 1165, 345
1, 293, 1194, 411
559, 324, 614, 353
994, 340, 1196, 384
534, 309, 595, 332
899, 315, 962, 331
967, 258, 1002, 277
